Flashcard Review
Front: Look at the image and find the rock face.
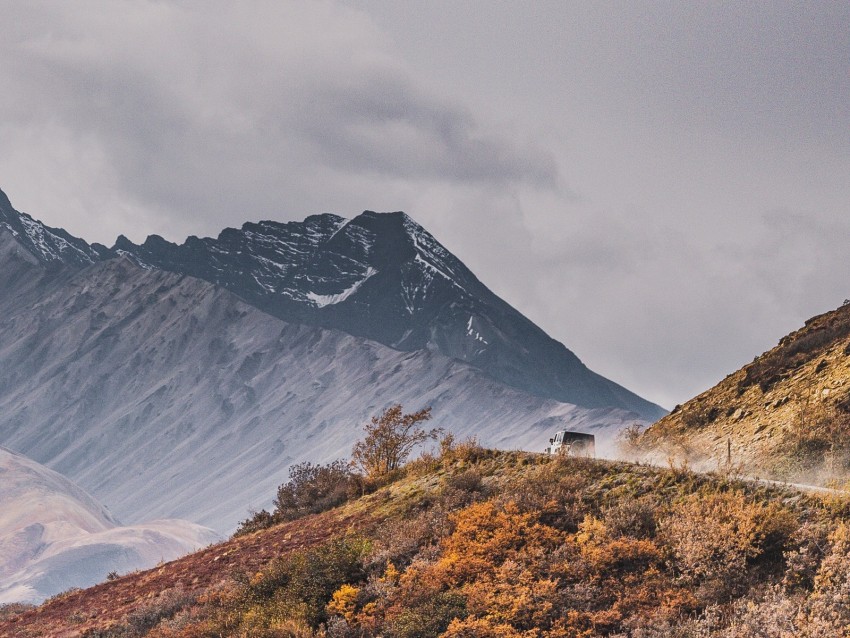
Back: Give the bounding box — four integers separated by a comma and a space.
0, 189, 110, 267
640, 302, 850, 481
0, 446, 217, 604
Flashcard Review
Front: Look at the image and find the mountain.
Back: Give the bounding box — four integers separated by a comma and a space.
0, 187, 664, 420
0, 188, 110, 268
0, 225, 644, 533
639, 300, 850, 481
110, 209, 665, 420
0, 446, 217, 604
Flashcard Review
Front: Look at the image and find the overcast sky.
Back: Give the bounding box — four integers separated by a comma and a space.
1, 1, 848, 408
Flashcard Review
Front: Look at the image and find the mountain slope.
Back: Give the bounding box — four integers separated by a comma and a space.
111, 209, 665, 420
0, 446, 216, 604
639, 300, 850, 480
0, 228, 644, 532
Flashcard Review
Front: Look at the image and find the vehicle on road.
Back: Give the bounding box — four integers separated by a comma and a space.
546, 430, 595, 457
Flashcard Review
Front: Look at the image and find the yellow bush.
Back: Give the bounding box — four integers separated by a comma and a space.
327, 583, 359, 622
441, 616, 533, 637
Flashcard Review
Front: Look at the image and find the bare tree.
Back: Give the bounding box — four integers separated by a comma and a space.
352, 405, 438, 478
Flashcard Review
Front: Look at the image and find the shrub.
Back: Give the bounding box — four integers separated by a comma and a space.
503, 459, 596, 532
444, 469, 483, 495
352, 405, 439, 479
124, 588, 195, 635
0, 603, 34, 622
174, 535, 373, 636
83, 589, 194, 637
617, 422, 646, 458
440, 434, 487, 465
603, 497, 658, 539
366, 505, 454, 571
387, 591, 467, 638
274, 460, 360, 521
234, 461, 361, 536
442, 616, 526, 637
802, 523, 850, 633
783, 521, 830, 591
235, 508, 276, 536
660, 491, 796, 602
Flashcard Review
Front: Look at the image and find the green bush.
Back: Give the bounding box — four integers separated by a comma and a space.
247, 535, 370, 629
274, 460, 361, 521
235, 460, 361, 536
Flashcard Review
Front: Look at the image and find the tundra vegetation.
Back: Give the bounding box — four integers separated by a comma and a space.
8, 410, 850, 637
236, 405, 438, 534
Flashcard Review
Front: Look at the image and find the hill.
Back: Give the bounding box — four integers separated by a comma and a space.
6, 446, 850, 637
639, 300, 850, 483
0, 447, 216, 605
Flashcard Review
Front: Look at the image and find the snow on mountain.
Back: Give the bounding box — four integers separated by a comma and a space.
0, 188, 110, 267
0, 229, 645, 534
0, 446, 217, 604
306, 266, 378, 307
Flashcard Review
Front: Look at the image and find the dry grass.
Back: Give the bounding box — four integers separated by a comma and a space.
6, 450, 850, 637
640, 301, 850, 484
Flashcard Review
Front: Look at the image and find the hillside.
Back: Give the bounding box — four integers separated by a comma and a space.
639, 300, 850, 483
6, 447, 850, 637
0, 228, 641, 532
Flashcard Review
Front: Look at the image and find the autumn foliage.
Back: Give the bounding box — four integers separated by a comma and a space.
351, 404, 438, 479
13, 450, 850, 637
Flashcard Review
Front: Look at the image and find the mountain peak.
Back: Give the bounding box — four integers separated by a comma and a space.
0, 190, 108, 268
0, 186, 14, 214
0, 185, 663, 419
351, 210, 420, 236
348, 210, 412, 240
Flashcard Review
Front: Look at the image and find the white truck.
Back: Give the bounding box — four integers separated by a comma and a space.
546, 430, 595, 458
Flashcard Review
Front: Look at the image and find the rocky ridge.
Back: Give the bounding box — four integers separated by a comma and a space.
640, 300, 850, 481
0, 186, 663, 420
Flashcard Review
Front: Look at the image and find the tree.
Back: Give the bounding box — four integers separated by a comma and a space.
352, 405, 438, 478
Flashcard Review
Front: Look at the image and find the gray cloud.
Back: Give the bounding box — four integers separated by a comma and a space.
0, 0, 848, 408
0, 1, 554, 242
304, 71, 557, 185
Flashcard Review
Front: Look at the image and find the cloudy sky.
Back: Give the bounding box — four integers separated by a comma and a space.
1, 1, 848, 408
